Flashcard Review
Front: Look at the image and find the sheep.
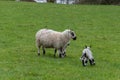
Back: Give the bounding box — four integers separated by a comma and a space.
80, 46, 95, 66
35, 28, 76, 58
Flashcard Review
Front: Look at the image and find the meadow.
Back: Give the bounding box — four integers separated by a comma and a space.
0, 1, 120, 80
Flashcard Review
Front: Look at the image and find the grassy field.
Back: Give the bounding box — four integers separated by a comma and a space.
0, 1, 120, 80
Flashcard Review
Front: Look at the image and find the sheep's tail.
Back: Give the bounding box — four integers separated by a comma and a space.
36, 39, 40, 48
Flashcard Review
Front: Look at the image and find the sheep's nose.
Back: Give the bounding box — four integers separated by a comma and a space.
73, 37, 76, 40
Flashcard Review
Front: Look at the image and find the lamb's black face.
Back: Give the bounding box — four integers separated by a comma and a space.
70, 31, 77, 40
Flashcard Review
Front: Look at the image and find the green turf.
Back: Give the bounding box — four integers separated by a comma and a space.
0, 1, 120, 80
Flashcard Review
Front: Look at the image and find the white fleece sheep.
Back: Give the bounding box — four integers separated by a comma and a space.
35, 28, 76, 57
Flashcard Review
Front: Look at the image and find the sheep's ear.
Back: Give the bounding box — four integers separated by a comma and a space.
44, 25, 48, 28
67, 26, 70, 30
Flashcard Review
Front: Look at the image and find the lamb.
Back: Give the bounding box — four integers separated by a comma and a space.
35, 28, 77, 58
80, 46, 95, 66
54, 41, 70, 57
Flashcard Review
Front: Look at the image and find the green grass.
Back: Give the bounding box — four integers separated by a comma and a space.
0, 1, 120, 80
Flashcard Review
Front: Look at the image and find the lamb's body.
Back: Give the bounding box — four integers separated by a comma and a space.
55, 41, 70, 57
80, 46, 95, 66
36, 28, 76, 57
82, 47, 93, 60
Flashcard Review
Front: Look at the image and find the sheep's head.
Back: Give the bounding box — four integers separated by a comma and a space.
70, 31, 77, 40
63, 29, 77, 40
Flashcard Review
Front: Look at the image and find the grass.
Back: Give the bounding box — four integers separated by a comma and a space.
0, 1, 120, 80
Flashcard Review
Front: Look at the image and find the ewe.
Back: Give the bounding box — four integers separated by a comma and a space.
35, 28, 76, 57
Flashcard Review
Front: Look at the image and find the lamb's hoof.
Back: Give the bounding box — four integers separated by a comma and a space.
92, 62, 95, 65
82, 60, 86, 67
61, 55, 65, 58
82, 64, 87, 67
64, 54, 66, 57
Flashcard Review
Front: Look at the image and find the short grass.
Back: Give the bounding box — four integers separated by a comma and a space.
0, 1, 120, 80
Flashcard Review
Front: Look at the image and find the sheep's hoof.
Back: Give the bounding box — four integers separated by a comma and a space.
54, 55, 56, 58
38, 53, 40, 56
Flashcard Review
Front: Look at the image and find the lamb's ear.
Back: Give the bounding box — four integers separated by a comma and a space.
90, 45, 92, 48
85, 45, 87, 48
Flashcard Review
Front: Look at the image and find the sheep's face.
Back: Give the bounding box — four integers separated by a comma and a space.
64, 29, 77, 40
70, 31, 77, 40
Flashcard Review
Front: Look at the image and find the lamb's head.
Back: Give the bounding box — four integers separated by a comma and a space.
64, 29, 77, 40
85, 45, 91, 50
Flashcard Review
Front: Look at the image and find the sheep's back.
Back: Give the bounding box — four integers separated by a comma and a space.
36, 29, 63, 48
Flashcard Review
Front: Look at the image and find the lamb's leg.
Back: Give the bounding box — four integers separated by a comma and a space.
89, 59, 92, 65
36, 39, 41, 56
59, 48, 63, 58
89, 59, 95, 65
63, 49, 66, 57
92, 59, 95, 65
54, 49, 57, 57
82, 60, 86, 66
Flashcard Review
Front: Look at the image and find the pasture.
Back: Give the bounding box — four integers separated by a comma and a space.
0, 1, 120, 80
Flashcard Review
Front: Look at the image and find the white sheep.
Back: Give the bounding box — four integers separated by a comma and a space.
35, 28, 76, 57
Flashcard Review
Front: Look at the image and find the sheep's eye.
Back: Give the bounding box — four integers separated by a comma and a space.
71, 32, 74, 36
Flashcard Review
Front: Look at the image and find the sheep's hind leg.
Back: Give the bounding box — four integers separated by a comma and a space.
36, 39, 41, 56
42, 47, 45, 55
54, 49, 57, 57
37, 46, 40, 56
